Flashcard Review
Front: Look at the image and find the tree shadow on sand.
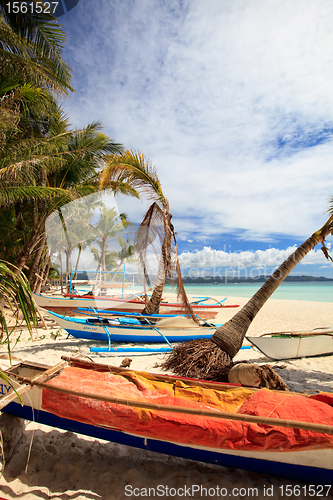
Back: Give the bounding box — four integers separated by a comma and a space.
277, 363, 333, 393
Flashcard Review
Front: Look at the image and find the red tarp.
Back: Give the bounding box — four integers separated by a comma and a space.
41, 366, 333, 452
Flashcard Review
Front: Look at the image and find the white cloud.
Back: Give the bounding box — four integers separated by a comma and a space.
178, 245, 332, 270
61, 0, 333, 245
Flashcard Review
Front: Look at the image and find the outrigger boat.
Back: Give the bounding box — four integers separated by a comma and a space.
1, 356, 333, 483
38, 308, 218, 350
39, 308, 252, 354
247, 327, 333, 360
32, 292, 239, 319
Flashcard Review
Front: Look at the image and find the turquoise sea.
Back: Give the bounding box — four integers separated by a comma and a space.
164, 282, 333, 303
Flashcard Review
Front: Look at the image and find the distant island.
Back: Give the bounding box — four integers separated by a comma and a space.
179, 275, 333, 284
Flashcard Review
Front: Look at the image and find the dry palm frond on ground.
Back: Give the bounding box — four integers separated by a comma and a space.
160, 339, 234, 381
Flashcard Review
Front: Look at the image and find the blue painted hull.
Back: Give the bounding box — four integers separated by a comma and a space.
1, 358, 332, 485
65, 327, 213, 343
3, 401, 332, 484
42, 309, 216, 343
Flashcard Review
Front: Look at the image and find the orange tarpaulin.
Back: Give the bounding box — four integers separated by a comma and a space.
41, 366, 333, 452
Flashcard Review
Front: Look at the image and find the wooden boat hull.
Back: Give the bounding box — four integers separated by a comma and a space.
32, 292, 238, 319
1, 359, 332, 484
44, 310, 216, 343
247, 332, 333, 360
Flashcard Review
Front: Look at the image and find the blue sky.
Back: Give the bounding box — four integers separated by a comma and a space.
58, 0, 333, 278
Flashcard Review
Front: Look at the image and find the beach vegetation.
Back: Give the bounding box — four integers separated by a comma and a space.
47, 192, 102, 290
0, 6, 131, 291
1, 115, 123, 284
0, 260, 37, 347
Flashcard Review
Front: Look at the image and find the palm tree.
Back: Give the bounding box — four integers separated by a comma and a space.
1, 5, 74, 276
90, 246, 118, 273
1, 6, 136, 285
0, 120, 124, 278
99, 150, 197, 319
1, 3, 74, 280
89, 207, 133, 273
109, 235, 136, 280
162, 215, 333, 380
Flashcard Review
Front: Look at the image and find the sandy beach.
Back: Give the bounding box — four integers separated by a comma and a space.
1, 294, 333, 499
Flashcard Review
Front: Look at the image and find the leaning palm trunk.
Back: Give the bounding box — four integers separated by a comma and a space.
140, 210, 172, 315
135, 204, 171, 314
213, 226, 332, 357
74, 244, 82, 274
137, 206, 198, 320
141, 239, 168, 315
14, 224, 43, 273
142, 281, 166, 315
162, 217, 333, 380
35, 254, 52, 294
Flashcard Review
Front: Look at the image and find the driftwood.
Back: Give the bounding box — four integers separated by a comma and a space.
37, 308, 48, 330
228, 363, 288, 391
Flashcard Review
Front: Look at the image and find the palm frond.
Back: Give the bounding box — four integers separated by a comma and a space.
134, 202, 167, 289
101, 181, 140, 199
0, 7, 73, 94
0, 260, 38, 337
100, 149, 167, 207
0, 185, 76, 206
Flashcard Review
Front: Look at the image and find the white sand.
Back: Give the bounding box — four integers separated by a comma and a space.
1, 295, 333, 499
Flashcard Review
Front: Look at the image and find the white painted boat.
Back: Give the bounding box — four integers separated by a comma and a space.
32, 292, 238, 319
1, 357, 333, 484
246, 327, 333, 360
32, 291, 139, 314
39, 309, 217, 343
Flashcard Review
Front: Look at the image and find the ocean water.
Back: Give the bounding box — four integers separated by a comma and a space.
164, 281, 333, 303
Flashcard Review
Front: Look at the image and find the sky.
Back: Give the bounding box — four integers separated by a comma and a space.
57, 0, 333, 278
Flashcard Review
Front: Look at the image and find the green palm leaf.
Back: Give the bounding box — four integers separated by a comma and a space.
0, 3, 73, 94
0, 260, 38, 337
100, 150, 167, 206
